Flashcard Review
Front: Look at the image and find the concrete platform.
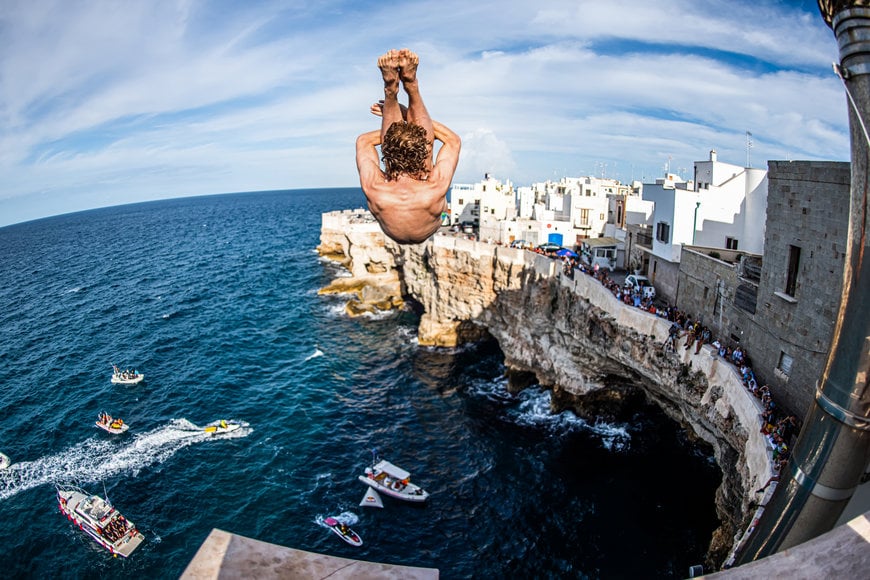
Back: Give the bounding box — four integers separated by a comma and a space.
180, 528, 438, 579
703, 510, 870, 579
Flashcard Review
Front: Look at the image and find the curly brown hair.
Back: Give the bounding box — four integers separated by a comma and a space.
381, 121, 430, 181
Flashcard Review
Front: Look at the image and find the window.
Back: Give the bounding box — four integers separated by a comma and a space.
778, 352, 794, 377
656, 222, 670, 243
458, 198, 464, 205
785, 245, 801, 296
726, 237, 738, 250
580, 209, 590, 225
599, 213, 605, 220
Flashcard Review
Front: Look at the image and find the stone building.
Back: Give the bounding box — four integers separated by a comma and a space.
675, 160, 851, 418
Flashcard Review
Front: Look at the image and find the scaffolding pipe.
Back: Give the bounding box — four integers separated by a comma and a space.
735, 2, 870, 562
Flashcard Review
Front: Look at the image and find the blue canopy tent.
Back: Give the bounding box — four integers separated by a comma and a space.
556, 248, 579, 258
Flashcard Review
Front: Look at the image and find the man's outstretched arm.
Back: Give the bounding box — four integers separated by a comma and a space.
431, 121, 461, 183
356, 130, 383, 188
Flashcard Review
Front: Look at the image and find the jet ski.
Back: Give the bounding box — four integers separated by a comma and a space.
324, 517, 362, 546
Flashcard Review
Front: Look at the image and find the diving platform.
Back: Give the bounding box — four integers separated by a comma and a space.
181, 528, 439, 579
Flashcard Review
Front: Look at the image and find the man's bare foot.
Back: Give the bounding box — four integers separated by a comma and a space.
397, 48, 419, 84
378, 50, 400, 95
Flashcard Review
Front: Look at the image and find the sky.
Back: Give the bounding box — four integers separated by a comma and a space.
0, 0, 851, 227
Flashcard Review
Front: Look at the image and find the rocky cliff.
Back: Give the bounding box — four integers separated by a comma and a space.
316, 209, 403, 316
318, 212, 775, 567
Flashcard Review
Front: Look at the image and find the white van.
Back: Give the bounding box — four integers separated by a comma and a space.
580, 237, 619, 272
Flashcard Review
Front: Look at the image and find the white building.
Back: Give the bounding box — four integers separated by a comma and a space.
693, 151, 767, 254
502, 176, 629, 248
448, 174, 514, 230
640, 150, 768, 301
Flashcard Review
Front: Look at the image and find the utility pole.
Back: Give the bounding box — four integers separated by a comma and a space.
746, 131, 753, 167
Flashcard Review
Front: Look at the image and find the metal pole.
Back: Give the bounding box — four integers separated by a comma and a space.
735, 2, 870, 562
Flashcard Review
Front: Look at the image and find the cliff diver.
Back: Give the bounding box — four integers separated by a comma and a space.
356, 48, 461, 245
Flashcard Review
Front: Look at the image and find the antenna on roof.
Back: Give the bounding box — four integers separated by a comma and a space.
746, 131, 753, 168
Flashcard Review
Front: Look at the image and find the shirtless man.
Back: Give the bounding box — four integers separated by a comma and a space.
356, 49, 461, 244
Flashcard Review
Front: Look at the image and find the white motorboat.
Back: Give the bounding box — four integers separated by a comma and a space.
204, 419, 240, 435
111, 365, 144, 385
56, 485, 145, 557
95, 413, 129, 434
358, 458, 429, 503
0, 452, 10, 470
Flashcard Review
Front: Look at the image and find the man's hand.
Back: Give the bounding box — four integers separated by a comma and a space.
370, 100, 408, 119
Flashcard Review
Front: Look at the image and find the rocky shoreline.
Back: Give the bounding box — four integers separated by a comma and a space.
318, 211, 776, 568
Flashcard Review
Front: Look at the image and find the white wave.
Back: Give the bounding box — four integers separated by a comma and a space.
0, 418, 251, 502
304, 348, 324, 361
589, 420, 631, 452
354, 307, 395, 321
468, 379, 632, 451
326, 303, 347, 317
396, 326, 418, 344
511, 389, 630, 449
65, 286, 85, 294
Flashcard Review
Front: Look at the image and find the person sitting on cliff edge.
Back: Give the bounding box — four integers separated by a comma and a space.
356, 48, 462, 245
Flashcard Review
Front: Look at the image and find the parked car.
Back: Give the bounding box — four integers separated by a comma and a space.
510, 239, 533, 249
624, 274, 656, 299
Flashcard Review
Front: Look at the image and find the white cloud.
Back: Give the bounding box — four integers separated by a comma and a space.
456, 128, 518, 182
0, 0, 853, 226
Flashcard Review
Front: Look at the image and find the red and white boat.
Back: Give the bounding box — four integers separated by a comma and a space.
95, 413, 129, 434
56, 486, 145, 557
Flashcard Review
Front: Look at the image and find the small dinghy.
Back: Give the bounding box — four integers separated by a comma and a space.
111, 365, 144, 385
96, 413, 129, 434
324, 517, 363, 546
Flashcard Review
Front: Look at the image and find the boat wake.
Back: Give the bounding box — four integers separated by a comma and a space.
0, 418, 251, 502
304, 348, 324, 362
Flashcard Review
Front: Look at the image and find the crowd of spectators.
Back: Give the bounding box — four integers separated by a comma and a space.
547, 251, 799, 479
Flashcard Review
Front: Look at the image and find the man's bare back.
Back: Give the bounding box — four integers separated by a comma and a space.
355, 49, 461, 245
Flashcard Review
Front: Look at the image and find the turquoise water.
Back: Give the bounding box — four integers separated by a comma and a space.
0, 189, 720, 578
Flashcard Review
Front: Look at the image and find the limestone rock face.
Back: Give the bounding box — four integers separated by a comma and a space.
388, 236, 523, 346
317, 210, 403, 316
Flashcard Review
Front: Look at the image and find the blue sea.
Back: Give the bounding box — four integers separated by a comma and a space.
0, 188, 720, 578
